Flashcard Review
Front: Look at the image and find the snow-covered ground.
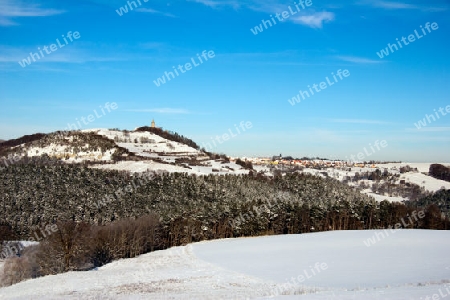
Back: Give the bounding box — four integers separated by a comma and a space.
298, 163, 450, 202
90, 159, 249, 176
378, 163, 450, 192
311, 163, 450, 193
25, 144, 115, 162
82, 129, 250, 176
360, 190, 407, 203
399, 172, 450, 192
1, 230, 449, 299
377, 163, 446, 174
86, 129, 201, 157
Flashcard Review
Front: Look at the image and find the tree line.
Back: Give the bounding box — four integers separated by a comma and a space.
429, 164, 450, 182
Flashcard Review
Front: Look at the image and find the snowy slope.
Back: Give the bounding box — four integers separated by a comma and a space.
1, 230, 449, 299
301, 163, 450, 202
317, 163, 450, 193
378, 163, 450, 192
25, 144, 115, 162
89, 159, 250, 175
399, 172, 450, 192
84, 129, 202, 157
82, 129, 249, 175
2, 131, 118, 163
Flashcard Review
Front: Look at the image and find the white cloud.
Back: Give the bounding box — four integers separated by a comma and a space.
406, 127, 450, 132
0, 45, 130, 67
357, 0, 448, 12
291, 12, 335, 28
136, 8, 176, 18
188, 0, 240, 9
335, 55, 384, 64
328, 119, 392, 125
370, 1, 418, 9
0, 0, 64, 26
190, 0, 336, 28
0, 17, 16, 26
245, 1, 289, 13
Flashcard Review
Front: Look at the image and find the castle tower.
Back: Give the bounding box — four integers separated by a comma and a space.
151, 119, 156, 128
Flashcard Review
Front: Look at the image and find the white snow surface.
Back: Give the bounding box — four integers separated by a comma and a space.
85, 129, 201, 156
83, 129, 249, 176
1, 230, 449, 299
24, 142, 115, 162
301, 163, 450, 202
377, 163, 450, 192
360, 190, 407, 203
89, 159, 249, 175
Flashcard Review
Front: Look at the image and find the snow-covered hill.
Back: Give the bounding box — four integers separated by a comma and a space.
0, 128, 250, 175
83, 129, 249, 175
1, 230, 449, 299
84, 129, 202, 157
1, 131, 121, 163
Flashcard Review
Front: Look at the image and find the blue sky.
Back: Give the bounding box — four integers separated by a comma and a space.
0, 0, 449, 162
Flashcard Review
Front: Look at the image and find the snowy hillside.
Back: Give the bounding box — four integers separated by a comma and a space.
297, 162, 450, 203
1, 131, 122, 163
83, 129, 249, 175
84, 129, 202, 157
89, 159, 250, 175
0, 128, 250, 176
378, 163, 450, 192
1, 230, 449, 299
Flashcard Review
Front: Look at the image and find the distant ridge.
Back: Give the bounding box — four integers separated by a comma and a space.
0, 133, 45, 148
0, 133, 46, 156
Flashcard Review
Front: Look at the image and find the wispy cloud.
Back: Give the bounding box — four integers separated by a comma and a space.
190, 0, 335, 28
125, 108, 190, 114
136, 8, 176, 18
188, 0, 240, 9
406, 127, 450, 132
0, 17, 15, 26
328, 119, 392, 125
291, 12, 335, 28
358, 0, 447, 11
0, 0, 65, 26
370, 1, 418, 9
423, 6, 448, 12
245, 1, 289, 13
335, 55, 384, 64
0, 45, 129, 67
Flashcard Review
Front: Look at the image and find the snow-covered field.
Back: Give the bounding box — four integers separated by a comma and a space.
378, 163, 450, 192
299, 162, 450, 203
85, 129, 202, 157
1, 230, 449, 299
377, 163, 441, 174
316, 163, 450, 192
